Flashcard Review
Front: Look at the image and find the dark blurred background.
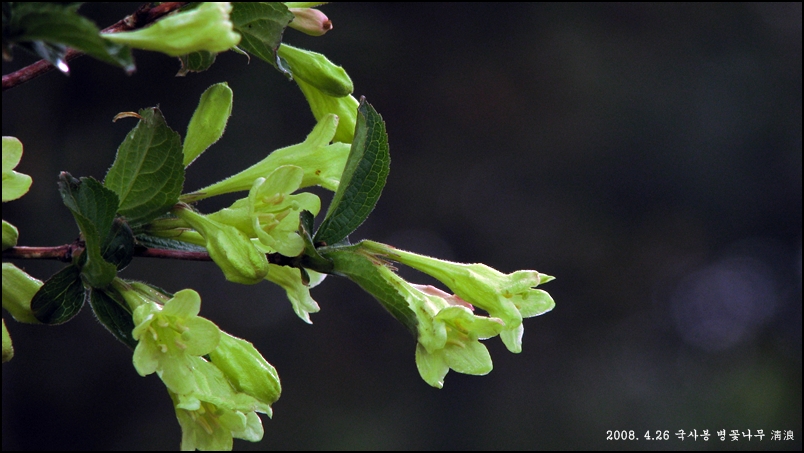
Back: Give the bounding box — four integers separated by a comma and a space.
2, 3, 801, 450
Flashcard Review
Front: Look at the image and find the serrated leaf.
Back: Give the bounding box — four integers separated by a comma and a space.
177, 50, 217, 76
58, 173, 119, 288
88, 288, 137, 350
230, 2, 294, 72
314, 98, 390, 246
30, 264, 86, 325
104, 107, 185, 227
4, 2, 134, 72
324, 244, 418, 334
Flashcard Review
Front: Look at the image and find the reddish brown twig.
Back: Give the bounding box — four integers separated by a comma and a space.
2, 2, 188, 91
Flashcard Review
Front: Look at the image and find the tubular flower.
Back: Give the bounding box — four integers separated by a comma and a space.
184, 114, 349, 201
397, 281, 504, 388
174, 205, 269, 284
294, 78, 359, 144
169, 356, 268, 451
101, 2, 240, 57
362, 240, 555, 353
129, 289, 221, 395
328, 245, 506, 388
207, 165, 320, 257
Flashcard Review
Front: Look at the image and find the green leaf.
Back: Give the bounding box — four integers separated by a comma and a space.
3, 2, 134, 72
134, 233, 208, 253
104, 107, 185, 227
58, 173, 119, 288
101, 218, 135, 271
323, 244, 418, 334
177, 51, 217, 76
31, 265, 86, 324
88, 287, 137, 350
314, 98, 390, 246
230, 2, 294, 72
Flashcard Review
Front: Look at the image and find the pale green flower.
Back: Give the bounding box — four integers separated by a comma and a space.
2, 263, 43, 324
276, 43, 358, 143
362, 241, 555, 353
184, 114, 350, 201
102, 2, 240, 57
130, 289, 221, 395
294, 78, 359, 144
174, 205, 269, 284
263, 263, 325, 323
207, 165, 320, 257
208, 331, 281, 412
169, 356, 268, 451
2, 136, 32, 202
398, 282, 504, 388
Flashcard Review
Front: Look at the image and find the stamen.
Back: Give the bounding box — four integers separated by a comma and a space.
197, 416, 214, 435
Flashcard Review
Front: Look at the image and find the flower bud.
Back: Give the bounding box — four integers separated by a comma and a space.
183, 114, 349, 201
101, 2, 240, 57
288, 7, 333, 36
277, 43, 353, 97
183, 82, 233, 167
208, 331, 281, 413
174, 206, 269, 285
2, 263, 43, 324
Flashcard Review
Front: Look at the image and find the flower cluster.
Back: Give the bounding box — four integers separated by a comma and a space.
114, 281, 280, 450
327, 241, 554, 387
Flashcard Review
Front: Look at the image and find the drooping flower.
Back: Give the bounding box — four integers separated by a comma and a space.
169, 356, 269, 451
207, 165, 320, 257
174, 205, 269, 284
361, 240, 555, 353
127, 288, 221, 395
183, 114, 350, 201
102, 2, 240, 57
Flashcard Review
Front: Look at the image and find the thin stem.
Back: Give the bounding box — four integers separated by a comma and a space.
2, 245, 76, 262
2, 2, 189, 92
3, 244, 310, 268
